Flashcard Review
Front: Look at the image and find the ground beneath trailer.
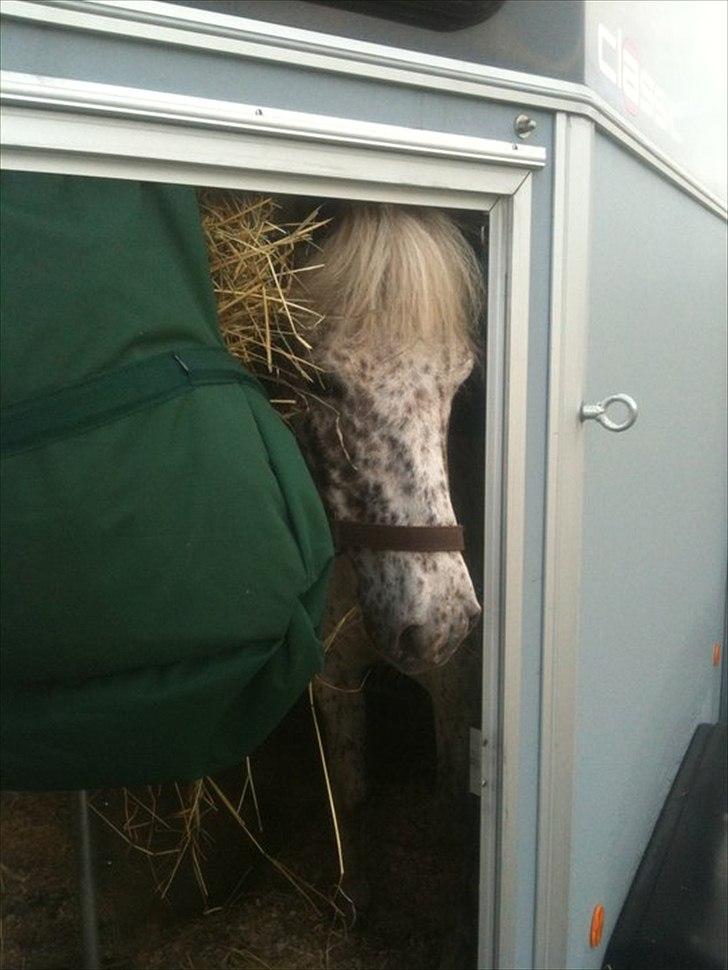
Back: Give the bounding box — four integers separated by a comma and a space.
1, 680, 477, 970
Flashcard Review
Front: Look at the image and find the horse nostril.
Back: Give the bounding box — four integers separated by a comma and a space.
396, 624, 428, 658
466, 603, 482, 635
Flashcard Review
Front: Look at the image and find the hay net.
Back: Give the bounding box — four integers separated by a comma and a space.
198, 191, 330, 420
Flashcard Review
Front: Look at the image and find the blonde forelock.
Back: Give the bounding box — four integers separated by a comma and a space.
295, 204, 484, 363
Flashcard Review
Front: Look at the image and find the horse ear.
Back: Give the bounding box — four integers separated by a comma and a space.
322, 199, 351, 217
276, 195, 329, 225
289, 199, 348, 269
314, 200, 349, 236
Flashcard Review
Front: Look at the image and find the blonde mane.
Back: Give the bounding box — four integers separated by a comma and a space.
297, 204, 484, 360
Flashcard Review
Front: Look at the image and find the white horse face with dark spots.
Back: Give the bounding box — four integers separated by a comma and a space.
303, 347, 481, 675
296, 204, 484, 675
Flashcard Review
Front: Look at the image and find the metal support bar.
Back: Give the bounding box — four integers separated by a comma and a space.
76, 790, 101, 970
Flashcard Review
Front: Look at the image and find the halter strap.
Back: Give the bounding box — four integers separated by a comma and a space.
332, 521, 465, 553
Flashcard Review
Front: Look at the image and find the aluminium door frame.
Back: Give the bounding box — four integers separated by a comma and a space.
0, 70, 542, 970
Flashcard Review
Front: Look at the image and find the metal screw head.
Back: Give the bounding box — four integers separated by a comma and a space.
515, 114, 537, 139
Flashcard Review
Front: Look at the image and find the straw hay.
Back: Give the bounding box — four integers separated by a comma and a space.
88, 763, 342, 916
198, 191, 331, 419
89, 607, 362, 917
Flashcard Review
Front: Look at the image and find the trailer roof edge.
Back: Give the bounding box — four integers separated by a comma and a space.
2, 0, 726, 219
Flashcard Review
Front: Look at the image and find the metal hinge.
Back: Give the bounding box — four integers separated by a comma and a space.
469, 727, 489, 796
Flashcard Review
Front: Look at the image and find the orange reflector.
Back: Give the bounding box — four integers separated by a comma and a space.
713, 643, 722, 667
590, 904, 605, 948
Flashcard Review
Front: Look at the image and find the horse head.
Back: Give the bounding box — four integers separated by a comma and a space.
296, 204, 483, 675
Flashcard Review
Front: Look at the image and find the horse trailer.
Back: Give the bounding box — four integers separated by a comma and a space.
1, 2, 726, 968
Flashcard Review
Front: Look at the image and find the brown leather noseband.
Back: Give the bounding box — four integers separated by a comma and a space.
332, 520, 465, 553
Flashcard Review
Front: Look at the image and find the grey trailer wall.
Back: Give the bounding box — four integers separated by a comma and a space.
0, 14, 557, 968
567, 132, 727, 969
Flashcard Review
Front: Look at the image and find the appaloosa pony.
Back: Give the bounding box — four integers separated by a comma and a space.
292, 203, 484, 908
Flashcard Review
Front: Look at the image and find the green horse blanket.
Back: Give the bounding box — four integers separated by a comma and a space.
0, 173, 333, 791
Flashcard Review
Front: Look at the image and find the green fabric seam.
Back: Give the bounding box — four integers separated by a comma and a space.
1, 348, 267, 458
